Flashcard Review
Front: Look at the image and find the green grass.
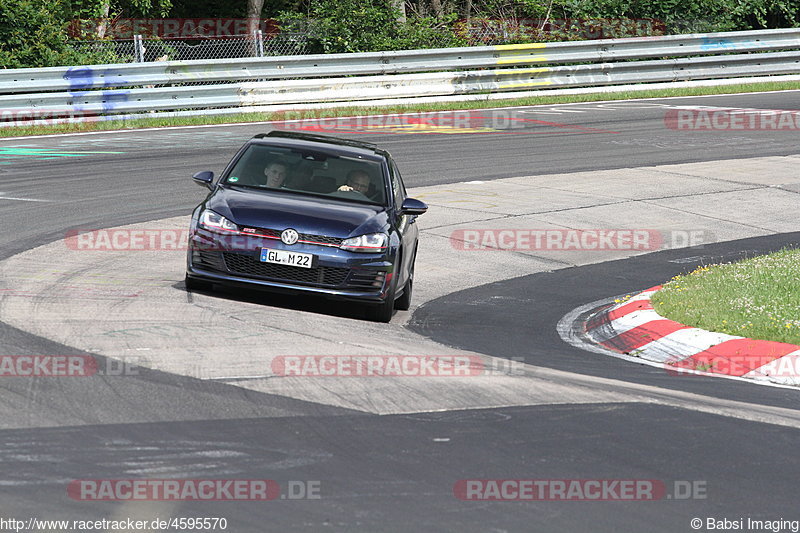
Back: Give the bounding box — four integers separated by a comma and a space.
651, 248, 800, 344
3, 79, 799, 138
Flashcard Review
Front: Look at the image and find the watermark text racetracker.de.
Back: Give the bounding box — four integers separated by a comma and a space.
268, 109, 616, 135
454, 479, 707, 501
272, 355, 525, 377
450, 229, 714, 252
0, 109, 96, 126
271, 110, 535, 134
66, 229, 192, 251
665, 354, 800, 379
458, 17, 665, 41
65, 228, 305, 252
665, 108, 800, 131
0, 355, 140, 377
67, 18, 279, 39
68, 479, 321, 501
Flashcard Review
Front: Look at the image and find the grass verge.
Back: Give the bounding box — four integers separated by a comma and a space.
2, 79, 798, 138
651, 248, 800, 345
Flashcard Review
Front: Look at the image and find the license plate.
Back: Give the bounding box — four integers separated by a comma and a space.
259, 249, 314, 269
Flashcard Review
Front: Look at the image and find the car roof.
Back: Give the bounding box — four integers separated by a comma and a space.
251, 131, 388, 161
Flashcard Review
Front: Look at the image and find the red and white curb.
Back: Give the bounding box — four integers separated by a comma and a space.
584, 286, 800, 387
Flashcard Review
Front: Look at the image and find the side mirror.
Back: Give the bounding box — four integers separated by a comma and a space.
401, 197, 428, 216
192, 170, 214, 190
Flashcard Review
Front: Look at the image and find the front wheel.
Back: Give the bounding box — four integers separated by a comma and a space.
394, 263, 414, 311
366, 283, 395, 323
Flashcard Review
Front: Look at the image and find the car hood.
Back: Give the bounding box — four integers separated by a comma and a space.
206, 187, 389, 238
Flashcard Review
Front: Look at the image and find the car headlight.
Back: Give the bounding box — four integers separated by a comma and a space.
340, 233, 388, 252
199, 209, 238, 233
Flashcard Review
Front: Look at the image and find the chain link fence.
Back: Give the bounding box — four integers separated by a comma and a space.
68, 32, 308, 64
66, 18, 680, 65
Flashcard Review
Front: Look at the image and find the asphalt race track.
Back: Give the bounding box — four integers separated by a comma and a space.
1, 91, 800, 532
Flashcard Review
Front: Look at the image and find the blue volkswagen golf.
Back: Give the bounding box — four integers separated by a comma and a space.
185, 131, 428, 322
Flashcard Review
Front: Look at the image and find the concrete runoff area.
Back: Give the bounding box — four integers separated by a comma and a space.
2, 154, 800, 416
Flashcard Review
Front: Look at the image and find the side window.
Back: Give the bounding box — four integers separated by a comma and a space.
389, 159, 407, 206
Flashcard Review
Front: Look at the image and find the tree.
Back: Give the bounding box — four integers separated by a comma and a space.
391, 0, 406, 22
68, 0, 173, 39
0, 0, 113, 67
278, 0, 465, 53
247, 0, 265, 32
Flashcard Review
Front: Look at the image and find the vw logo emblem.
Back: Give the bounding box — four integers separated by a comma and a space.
281, 228, 299, 245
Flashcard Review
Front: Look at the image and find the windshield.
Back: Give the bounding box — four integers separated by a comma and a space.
224, 144, 387, 205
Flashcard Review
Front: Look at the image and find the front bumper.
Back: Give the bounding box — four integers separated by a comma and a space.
186, 229, 394, 303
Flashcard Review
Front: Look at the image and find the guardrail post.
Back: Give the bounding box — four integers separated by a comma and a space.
134, 34, 145, 63
254, 30, 265, 58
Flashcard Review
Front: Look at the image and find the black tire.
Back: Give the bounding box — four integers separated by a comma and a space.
366, 283, 395, 322
394, 260, 414, 311
185, 274, 212, 292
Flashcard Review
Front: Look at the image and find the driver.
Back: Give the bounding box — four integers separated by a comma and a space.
337, 170, 371, 195
263, 160, 289, 188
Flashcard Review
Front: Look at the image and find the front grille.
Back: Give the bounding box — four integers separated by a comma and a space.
248, 228, 280, 238
222, 252, 349, 286
244, 226, 344, 247
301, 234, 344, 246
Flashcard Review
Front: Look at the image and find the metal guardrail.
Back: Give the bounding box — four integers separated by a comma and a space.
1, 28, 799, 121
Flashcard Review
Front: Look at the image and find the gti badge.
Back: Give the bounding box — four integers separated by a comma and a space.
281, 228, 299, 245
